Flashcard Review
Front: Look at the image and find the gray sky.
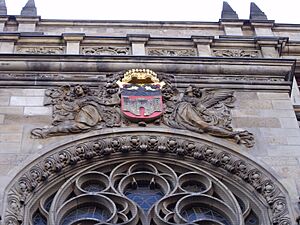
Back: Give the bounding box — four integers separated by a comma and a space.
6, 0, 300, 24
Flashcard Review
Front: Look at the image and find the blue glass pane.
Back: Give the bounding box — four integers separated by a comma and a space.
44, 194, 55, 212
32, 211, 47, 225
245, 211, 259, 225
61, 205, 110, 225
182, 206, 231, 225
82, 180, 105, 192
182, 181, 206, 192
124, 181, 164, 212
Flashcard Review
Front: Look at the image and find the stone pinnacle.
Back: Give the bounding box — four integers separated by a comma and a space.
221, 1, 239, 19
21, 0, 37, 16
250, 2, 268, 20
0, 0, 7, 15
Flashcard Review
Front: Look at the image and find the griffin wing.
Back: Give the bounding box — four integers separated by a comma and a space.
199, 88, 235, 109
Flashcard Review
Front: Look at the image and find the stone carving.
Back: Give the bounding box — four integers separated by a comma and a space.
147, 48, 197, 56
81, 46, 129, 55
213, 49, 260, 58
161, 83, 254, 147
16, 46, 64, 54
31, 69, 254, 147
4, 132, 292, 225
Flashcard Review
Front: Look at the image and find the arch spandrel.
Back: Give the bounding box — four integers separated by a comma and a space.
2, 128, 294, 225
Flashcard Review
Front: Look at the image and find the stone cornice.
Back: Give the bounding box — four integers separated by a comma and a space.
0, 55, 294, 92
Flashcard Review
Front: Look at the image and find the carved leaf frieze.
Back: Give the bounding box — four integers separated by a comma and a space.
147, 48, 197, 56
81, 46, 130, 55
213, 49, 260, 58
16, 46, 64, 54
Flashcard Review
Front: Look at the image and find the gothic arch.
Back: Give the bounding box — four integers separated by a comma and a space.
2, 128, 293, 225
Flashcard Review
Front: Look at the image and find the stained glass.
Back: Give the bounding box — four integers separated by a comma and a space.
182, 206, 231, 225
61, 205, 110, 225
32, 211, 47, 225
124, 180, 164, 212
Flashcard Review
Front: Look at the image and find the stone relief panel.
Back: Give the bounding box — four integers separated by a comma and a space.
30, 69, 254, 147
3, 132, 292, 225
147, 48, 197, 56
15, 46, 64, 54
212, 49, 260, 58
81, 46, 130, 55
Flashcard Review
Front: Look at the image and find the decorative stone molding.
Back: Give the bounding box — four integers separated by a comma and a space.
147, 48, 197, 57
2, 130, 292, 225
81, 46, 129, 55
212, 49, 260, 58
15, 46, 64, 54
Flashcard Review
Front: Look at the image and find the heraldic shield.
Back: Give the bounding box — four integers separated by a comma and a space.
118, 69, 164, 123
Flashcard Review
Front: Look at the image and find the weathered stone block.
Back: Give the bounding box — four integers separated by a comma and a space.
272, 100, 294, 110
24, 106, 52, 116
0, 133, 22, 143
238, 100, 272, 109
10, 96, 44, 106
257, 92, 289, 100
260, 156, 299, 166
260, 128, 300, 137
258, 109, 296, 118
279, 118, 299, 129
0, 89, 45, 96
265, 136, 288, 145
232, 117, 281, 128
287, 137, 300, 145
0, 96, 9, 106
0, 124, 23, 133
0, 143, 21, 153
0, 107, 23, 115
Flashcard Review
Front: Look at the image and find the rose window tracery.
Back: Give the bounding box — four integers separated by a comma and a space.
28, 159, 264, 225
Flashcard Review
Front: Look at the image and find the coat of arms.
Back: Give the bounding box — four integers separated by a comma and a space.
118, 69, 164, 124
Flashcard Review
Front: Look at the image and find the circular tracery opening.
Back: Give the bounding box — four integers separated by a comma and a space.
28, 159, 265, 225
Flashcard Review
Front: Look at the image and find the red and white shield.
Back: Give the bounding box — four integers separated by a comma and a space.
121, 84, 163, 122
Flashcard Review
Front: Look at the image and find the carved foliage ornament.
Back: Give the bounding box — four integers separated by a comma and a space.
147, 48, 197, 56
31, 69, 254, 147
16, 46, 64, 54
213, 49, 260, 58
81, 46, 129, 55
4, 133, 291, 225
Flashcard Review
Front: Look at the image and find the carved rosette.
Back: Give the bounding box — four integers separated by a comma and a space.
4, 132, 292, 225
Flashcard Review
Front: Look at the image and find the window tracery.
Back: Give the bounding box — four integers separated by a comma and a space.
30, 160, 264, 225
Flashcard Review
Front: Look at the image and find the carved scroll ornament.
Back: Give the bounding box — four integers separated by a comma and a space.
31, 69, 254, 147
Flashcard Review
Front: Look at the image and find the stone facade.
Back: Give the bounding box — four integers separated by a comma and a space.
0, 1, 300, 225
